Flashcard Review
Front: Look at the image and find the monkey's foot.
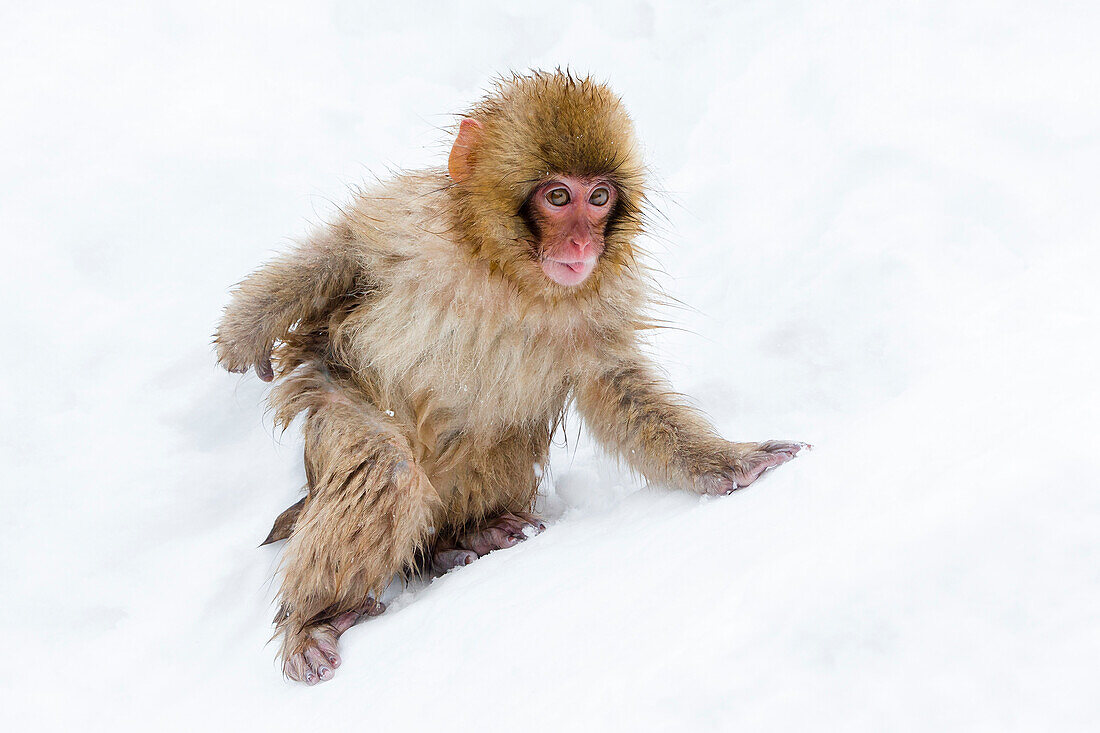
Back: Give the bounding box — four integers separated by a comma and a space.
431, 511, 546, 573
460, 511, 547, 555
696, 441, 809, 495
282, 598, 385, 685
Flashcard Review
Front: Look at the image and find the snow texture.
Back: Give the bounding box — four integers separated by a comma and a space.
2, 2, 1097, 731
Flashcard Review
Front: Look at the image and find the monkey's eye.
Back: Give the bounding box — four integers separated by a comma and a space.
589, 187, 610, 206
547, 188, 571, 206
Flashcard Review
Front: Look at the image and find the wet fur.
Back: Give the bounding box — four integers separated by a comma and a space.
215, 71, 740, 667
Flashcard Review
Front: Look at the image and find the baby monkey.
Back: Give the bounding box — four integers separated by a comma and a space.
215, 71, 803, 684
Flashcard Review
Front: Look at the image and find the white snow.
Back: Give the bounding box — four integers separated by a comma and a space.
2, 2, 1098, 731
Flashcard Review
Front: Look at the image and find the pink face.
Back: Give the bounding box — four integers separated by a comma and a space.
528, 176, 618, 287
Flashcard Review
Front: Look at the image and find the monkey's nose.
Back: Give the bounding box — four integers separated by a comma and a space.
570, 239, 592, 257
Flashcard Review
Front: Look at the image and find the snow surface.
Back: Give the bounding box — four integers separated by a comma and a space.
2, 2, 1098, 730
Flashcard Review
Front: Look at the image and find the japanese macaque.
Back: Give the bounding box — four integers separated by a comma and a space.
215, 71, 803, 685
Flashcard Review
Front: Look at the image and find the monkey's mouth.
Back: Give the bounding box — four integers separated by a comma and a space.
540, 257, 596, 287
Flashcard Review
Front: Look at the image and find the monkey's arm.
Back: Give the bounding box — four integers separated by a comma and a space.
214, 225, 361, 381
575, 357, 802, 494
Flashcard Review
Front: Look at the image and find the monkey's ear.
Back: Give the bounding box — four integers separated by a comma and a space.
448, 118, 483, 184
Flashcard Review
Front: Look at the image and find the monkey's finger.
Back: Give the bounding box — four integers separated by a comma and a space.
734, 452, 795, 487
758, 453, 795, 470
758, 440, 804, 456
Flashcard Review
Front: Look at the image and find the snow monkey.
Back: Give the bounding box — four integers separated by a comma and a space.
215, 71, 803, 685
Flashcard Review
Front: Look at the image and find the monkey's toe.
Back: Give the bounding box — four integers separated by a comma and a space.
285, 651, 331, 685
503, 510, 547, 534
433, 548, 478, 573
304, 645, 335, 681
285, 645, 339, 685
459, 526, 517, 555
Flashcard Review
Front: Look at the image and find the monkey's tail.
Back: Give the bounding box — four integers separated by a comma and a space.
260, 497, 306, 546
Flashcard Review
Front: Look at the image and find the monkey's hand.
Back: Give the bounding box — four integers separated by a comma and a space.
692, 440, 807, 495
214, 322, 276, 382
213, 233, 363, 383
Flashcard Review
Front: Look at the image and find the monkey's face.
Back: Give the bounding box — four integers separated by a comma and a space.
525, 176, 618, 287
447, 73, 646, 295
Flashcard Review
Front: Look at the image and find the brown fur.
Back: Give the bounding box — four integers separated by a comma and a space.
215, 70, 787, 674
260, 497, 304, 546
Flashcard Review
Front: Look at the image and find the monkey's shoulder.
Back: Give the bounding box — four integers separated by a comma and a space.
337, 169, 453, 271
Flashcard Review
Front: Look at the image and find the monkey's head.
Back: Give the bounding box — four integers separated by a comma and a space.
447, 71, 646, 296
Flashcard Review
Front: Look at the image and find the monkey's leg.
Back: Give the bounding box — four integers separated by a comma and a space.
429, 427, 550, 574
276, 392, 440, 685
430, 511, 547, 573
